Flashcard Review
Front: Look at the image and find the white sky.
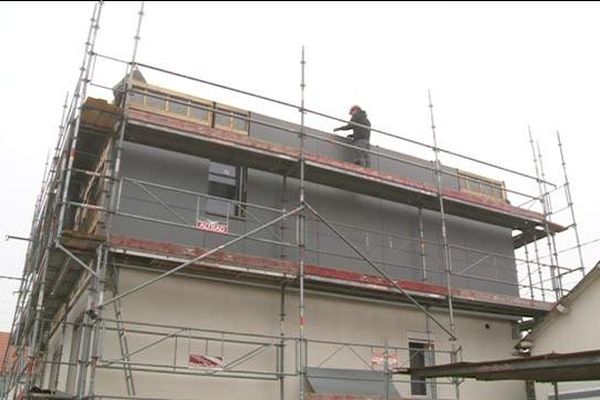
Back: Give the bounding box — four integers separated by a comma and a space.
0, 1, 599, 332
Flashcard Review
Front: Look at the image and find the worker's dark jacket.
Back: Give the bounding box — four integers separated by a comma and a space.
337, 110, 371, 140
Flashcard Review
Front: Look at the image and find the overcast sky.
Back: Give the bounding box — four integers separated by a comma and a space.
1, 1, 599, 332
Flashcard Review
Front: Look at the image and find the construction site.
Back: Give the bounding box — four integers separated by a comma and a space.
2, 2, 597, 400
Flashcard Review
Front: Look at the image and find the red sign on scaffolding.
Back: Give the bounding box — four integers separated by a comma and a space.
371, 352, 399, 369
196, 219, 229, 234
188, 354, 224, 370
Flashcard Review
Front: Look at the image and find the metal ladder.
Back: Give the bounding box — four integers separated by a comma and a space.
110, 264, 136, 396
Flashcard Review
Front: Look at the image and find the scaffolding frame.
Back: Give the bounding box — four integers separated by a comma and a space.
2, 2, 591, 400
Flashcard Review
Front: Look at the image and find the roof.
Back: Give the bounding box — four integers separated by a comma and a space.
0, 331, 10, 373
519, 261, 600, 346
394, 349, 600, 382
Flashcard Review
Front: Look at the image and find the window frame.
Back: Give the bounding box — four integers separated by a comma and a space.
457, 170, 507, 202
214, 104, 250, 135
408, 339, 436, 398
206, 161, 247, 220
127, 83, 214, 127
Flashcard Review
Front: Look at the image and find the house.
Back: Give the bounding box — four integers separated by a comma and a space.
2, 62, 573, 400
4, 4, 583, 397
0, 332, 10, 396
518, 262, 600, 400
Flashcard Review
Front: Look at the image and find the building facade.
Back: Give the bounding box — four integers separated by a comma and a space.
2, 62, 570, 400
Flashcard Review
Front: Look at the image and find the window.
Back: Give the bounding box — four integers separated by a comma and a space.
48, 349, 62, 390
207, 161, 246, 218
146, 92, 166, 110
214, 107, 249, 134
232, 114, 248, 131
168, 97, 189, 116
129, 90, 145, 106
409, 341, 435, 397
65, 322, 83, 394
458, 170, 506, 201
190, 102, 210, 123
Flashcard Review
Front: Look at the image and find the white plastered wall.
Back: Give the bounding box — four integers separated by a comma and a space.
46, 267, 526, 399
531, 277, 600, 400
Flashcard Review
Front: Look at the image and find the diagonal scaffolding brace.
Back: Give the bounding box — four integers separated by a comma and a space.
303, 201, 456, 341
99, 205, 304, 309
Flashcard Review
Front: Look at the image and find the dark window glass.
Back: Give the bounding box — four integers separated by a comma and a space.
146, 94, 166, 110
232, 115, 248, 131
190, 104, 209, 122
129, 90, 144, 105
215, 110, 231, 128
207, 162, 245, 217
169, 98, 188, 116
409, 342, 427, 396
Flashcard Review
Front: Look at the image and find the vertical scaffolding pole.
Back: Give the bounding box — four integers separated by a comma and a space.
427, 90, 459, 399
537, 142, 562, 297
56, 1, 103, 238
109, 1, 145, 216
418, 206, 435, 392
532, 233, 546, 301
528, 128, 561, 300
298, 45, 307, 400
75, 250, 101, 398
25, 244, 50, 393
556, 131, 586, 278
418, 208, 427, 282
279, 283, 286, 400
86, 246, 109, 397
281, 175, 288, 260
96, 3, 146, 397
3, 193, 49, 398
383, 339, 390, 400
523, 244, 535, 299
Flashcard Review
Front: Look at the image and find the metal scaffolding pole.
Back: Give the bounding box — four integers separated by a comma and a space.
6, 4, 589, 399
75, 247, 104, 398
532, 233, 546, 301
537, 141, 563, 297
87, 245, 109, 397
304, 202, 455, 340
556, 130, 586, 279
427, 90, 459, 400
99, 206, 303, 309
25, 243, 50, 392
523, 244, 535, 299
279, 283, 287, 400
56, 1, 103, 238
298, 45, 307, 400
528, 128, 561, 300
418, 207, 428, 283
128, 60, 556, 190
99, 3, 145, 395
3, 4, 103, 399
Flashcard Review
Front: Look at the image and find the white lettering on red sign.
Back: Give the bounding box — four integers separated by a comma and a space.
196, 219, 229, 234
371, 353, 399, 369
188, 354, 224, 370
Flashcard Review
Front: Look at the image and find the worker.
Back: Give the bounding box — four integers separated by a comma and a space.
334, 105, 371, 167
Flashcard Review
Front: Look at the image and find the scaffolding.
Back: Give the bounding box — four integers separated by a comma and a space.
1, 2, 592, 400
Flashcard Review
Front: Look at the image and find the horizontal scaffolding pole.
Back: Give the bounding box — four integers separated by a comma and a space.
304, 201, 456, 340
93, 52, 556, 188
98, 205, 303, 308
136, 59, 556, 188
